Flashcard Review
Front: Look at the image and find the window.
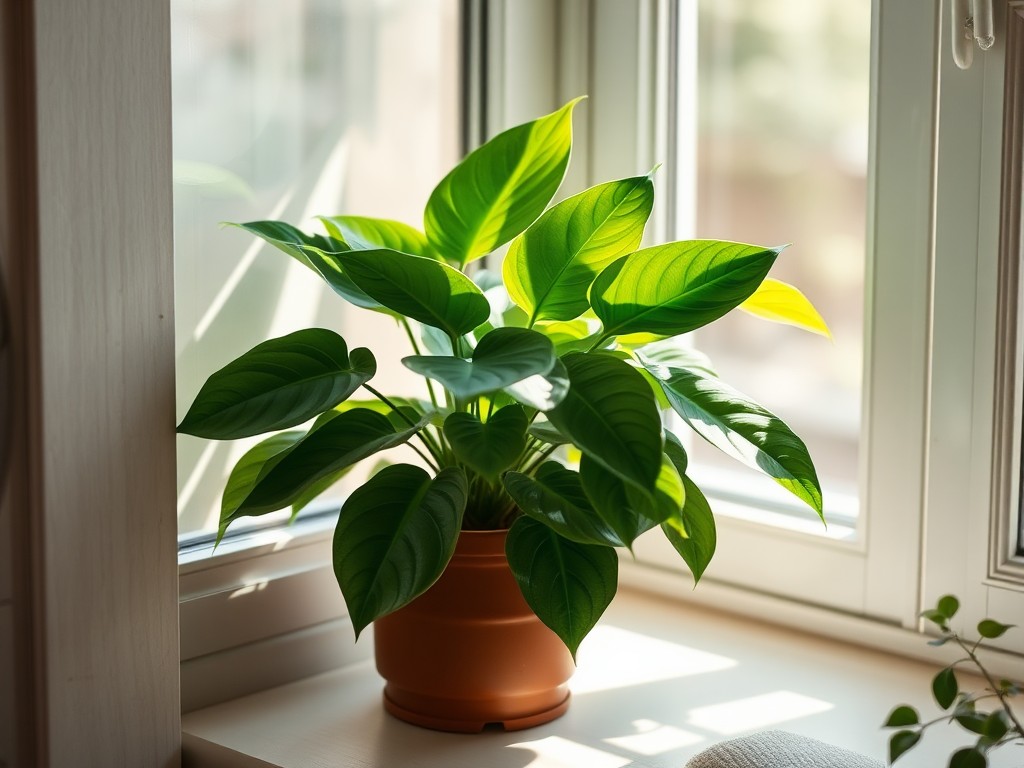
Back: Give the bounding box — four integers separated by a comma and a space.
174, 0, 1024, 714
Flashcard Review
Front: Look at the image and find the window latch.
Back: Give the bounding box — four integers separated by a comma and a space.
952, 0, 995, 69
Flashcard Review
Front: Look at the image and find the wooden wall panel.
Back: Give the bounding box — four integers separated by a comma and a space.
24, 0, 180, 764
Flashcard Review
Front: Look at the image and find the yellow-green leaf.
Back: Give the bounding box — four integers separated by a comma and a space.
739, 278, 831, 339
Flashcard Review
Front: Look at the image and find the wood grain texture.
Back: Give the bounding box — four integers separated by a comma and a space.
31, 0, 180, 764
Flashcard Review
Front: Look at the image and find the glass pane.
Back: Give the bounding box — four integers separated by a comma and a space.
173, 0, 460, 542
686, 1, 869, 527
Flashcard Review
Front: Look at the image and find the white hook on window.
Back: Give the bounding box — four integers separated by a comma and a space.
953, 0, 996, 70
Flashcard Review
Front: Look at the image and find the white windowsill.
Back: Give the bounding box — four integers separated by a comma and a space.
181, 585, 1023, 768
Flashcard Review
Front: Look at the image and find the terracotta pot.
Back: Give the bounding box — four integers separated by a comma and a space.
373, 528, 575, 732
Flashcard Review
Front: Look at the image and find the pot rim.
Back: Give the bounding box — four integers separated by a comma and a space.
453, 527, 510, 557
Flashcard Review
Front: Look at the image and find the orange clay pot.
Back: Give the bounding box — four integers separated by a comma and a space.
373, 528, 575, 733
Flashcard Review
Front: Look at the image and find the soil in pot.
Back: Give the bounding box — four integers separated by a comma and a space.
373, 528, 575, 733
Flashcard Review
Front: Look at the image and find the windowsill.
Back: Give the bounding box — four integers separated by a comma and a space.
180, 585, 1021, 768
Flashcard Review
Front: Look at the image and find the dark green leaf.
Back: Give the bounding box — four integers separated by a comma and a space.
333, 465, 467, 636
230, 221, 384, 310
336, 248, 490, 337
977, 619, 1015, 639
661, 475, 717, 584
955, 711, 988, 735
528, 419, 570, 446
889, 730, 921, 763
641, 361, 822, 518
937, 594, 961, 620
504, 462, 633, 547
664, 431, 689, 475
505, 516, 617, 659
177, 329, 376, 440
949, 747, 987, 768
425, 98, 581, 265
289, 462, 357, 520
578, 455, 664, 548
883, 706, 920, 728
228, 408, 426, 521
547, 352, 663, 493
219, 430, 304, 541
403, 327, 556, 398
933, 667, 959, 710
590, 240, 782, 338
443, 405, 527, 478
319, 215, 436, 258
504, 174, 654, 323
981, 711, 1009, 740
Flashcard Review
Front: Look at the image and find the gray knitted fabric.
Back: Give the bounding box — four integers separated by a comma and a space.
686, 730, 883, 768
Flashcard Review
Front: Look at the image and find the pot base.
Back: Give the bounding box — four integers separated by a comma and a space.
382, 688, 571, 733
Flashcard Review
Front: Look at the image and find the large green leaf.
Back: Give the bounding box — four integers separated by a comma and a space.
219, 430, 305, 540
643, 362, 823, 519
661, 475, 717, 584
505, 516, 618, 659
177, 329, 376, 440
333, 465, 468, 636
231, 221, 383, 311
336, 248, 490, 338
444, 405, 527, 478
227, 408, 427, 521
578, 452, 683, 547
504, 174, 654, 324
547, 352, 663, 493
503, 462, 633, 547
319, 215, 436, 258
589, 240, 782, 338
424, 98, 581, 265
403, 327, 556, 398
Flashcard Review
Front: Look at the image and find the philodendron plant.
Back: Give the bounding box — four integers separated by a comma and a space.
178, 98, 829, 658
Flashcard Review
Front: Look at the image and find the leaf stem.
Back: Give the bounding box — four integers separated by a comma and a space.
362, 383, 441, 470
400, 318, 440, 409
522, 443, 559, 475
585, 331, 613, 353
953, 632, 1024, 737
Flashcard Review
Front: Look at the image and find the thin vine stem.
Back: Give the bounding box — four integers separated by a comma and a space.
954, 633, 1024, 737
362, 383, 441, 470
400, 318, 440, 410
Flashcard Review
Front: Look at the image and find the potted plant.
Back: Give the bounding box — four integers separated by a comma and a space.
177, 98, 828, 732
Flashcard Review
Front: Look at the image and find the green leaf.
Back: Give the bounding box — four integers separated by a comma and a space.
641, 361, 822, 519
635, 338, 719, 378
937, 595, 961, 620
889, 730, 921, 763
977, 619, 1015, 639
933, 667, 959, 710
219, 431, 305, 540
536, 320, 601, 355
661, 475, 717, 584
505, 516, 617, 659
319, 215, 436, 258
590, 240, 782, 338
230, 221, 383, 311
425, 98, 581, 265
664, 431, 689, 475
504, 174, 654, 324
920, 608, 950, 629
578, 455, 665, 547
955, 711, 989, 735
883, 706, 920, 728
547, 352, 663, 493
739, 277, 831, 338
336, 248, 490, 337
443, 405, 527, 478
504, 462, 636, 547
289, 462, 357, 520
177, 329, 376, 440
333, 465, 467, 637
227, 408, 426, 521
949, 747, 987, 768
403, 327, 556, 398
504, 357, 570, 411
528, 419, 570, 446
981, 710, 1009, 740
